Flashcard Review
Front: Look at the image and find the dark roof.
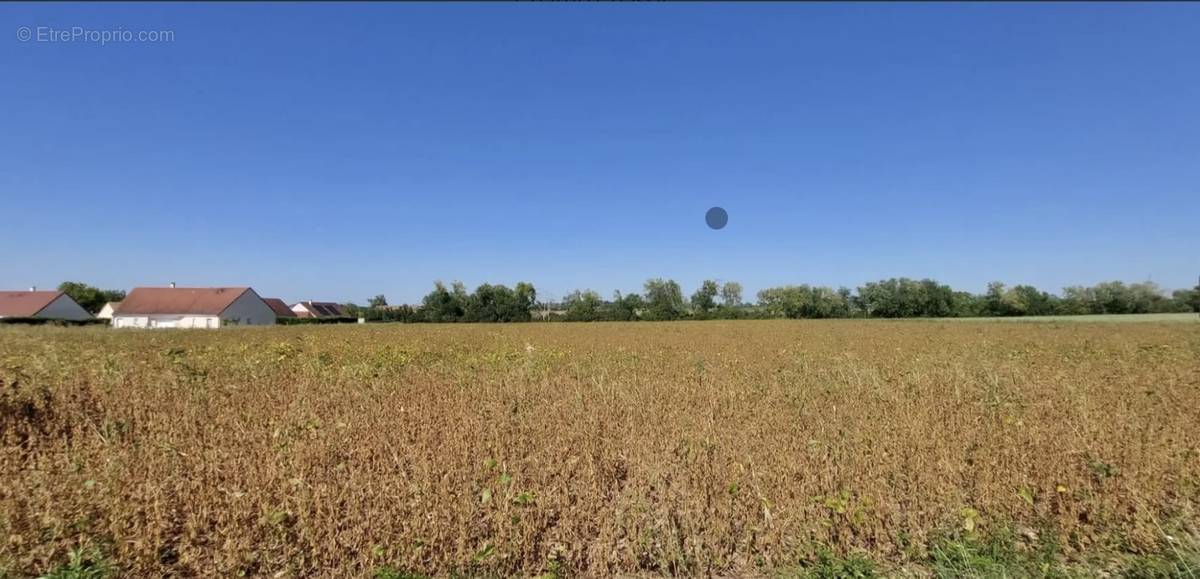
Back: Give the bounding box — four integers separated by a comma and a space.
297, 301, 346, 317
262, 298, 297, 317
117, 287, 253, 315
0, 291, 67, 317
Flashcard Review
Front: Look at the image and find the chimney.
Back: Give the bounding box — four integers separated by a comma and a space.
169, 282, 176, 288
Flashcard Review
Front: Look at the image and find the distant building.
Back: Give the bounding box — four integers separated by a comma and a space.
291, 301, 347, 318
262, 298, 297, 319
112, 286, 276, 329
0, 290, 92, 321
97, 301, 122, 320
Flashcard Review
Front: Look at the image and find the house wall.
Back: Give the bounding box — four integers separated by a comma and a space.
113, 315, 221, 329
219, 290, 277, 326
291, 304, 312, 317
97, 304, 116, 319
35, 295, 92, 321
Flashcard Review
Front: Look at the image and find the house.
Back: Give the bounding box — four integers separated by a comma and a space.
112, 286, 276, 329
291, 301, 347, 318
96, 301, 122, 319
262, 298, 297, 319
0, 289, 92, 321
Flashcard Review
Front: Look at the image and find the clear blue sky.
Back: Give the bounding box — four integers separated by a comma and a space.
3, 3, 1198, 304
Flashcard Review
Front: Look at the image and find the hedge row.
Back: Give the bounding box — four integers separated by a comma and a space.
275, 317, 359, 325
0, 317, 110, 327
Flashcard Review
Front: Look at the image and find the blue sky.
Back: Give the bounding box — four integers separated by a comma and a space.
2, 4, 1198, 304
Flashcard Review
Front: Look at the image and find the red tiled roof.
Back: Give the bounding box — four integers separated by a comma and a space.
262, 298, 297, 317
0, 291, 66, 317
117, 287, 252, 316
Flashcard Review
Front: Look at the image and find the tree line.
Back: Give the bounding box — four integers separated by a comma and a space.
344, 281, 538, 323
49, 277, 1200, 324
350, 277, 1200, 322
755, 279, 1199, 319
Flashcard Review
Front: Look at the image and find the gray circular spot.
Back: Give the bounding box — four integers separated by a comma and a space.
705, 206, 728, 230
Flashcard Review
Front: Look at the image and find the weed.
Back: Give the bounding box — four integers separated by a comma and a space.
791, 549, 877, 578
39, 547, 113, 579
373, 566, 429, 579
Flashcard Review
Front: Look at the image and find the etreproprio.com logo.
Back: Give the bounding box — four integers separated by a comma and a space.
17, 26, 175, 45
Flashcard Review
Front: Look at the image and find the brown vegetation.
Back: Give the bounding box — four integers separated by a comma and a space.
1, 321, 1198, 576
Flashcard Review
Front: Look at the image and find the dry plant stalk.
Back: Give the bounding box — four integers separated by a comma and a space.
1, 321, 1197, 576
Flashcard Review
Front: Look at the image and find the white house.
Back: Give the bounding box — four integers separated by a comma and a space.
0, 290, 92, 321
96, 301, 122, 319
112, 286, 276, 329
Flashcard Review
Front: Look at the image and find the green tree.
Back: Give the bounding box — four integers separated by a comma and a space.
951, 291, 983, 317
465, 284, 504, 322
720, 282, 743, 307
917, 279, 955, 317
1006, 285, 1057, 316
609, 291, 644, 321
420, 281, 466, 322
983, 282, 1024, 316
57, 281, 125, 314
1127, 281, 1170, 313
1060, 286, 1098, 315
836, 287, 856, 316
690, 279, 719, 316
368, 295, 388, 308
643, 278, 685, 321
374, 304, 419, 323
564, 290, 603, 322
1174, 286, 1200, 313
1094, 281, 1133, 314
514, 282, 537, 316
857, 278, 918, 318
756, 285, 849, 319
463, 283, 534, 322
855, 278, 961, 318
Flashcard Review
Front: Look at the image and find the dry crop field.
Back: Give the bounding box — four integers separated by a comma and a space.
1, 321, 1198, 577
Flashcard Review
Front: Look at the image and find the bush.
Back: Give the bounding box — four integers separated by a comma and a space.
275, 317, 358, 325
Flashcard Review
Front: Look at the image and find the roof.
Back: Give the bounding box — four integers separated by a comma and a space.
102, 301, 123, 311
116, 287, 253, 316
296, 301, 346, 317
0, 291, 67, 317
262, 298, 297, 317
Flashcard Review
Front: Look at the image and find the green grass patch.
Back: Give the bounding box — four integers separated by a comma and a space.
774, 548, 878, 578
39, 547, 114, 579
805, 550, 877, 578
928, 528, 1066, 578
372, 566, 430, 579
1116, 539, 1200, 578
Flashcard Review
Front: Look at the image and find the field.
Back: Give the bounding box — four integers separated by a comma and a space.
2, 321, 1198, 577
